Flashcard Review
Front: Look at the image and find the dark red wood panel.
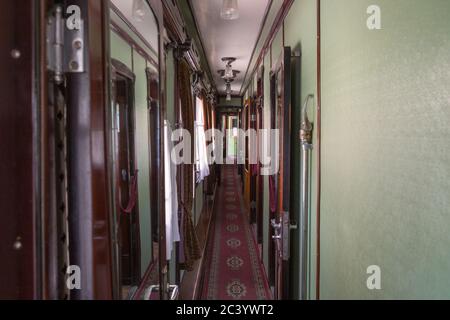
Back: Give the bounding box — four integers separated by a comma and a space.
0, 0, 39, 299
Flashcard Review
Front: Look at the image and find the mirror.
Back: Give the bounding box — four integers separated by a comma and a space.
108, 0, 160, 299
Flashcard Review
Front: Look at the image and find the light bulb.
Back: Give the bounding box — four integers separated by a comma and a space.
221, 0, 239, 20
132, 0, 146, 22
226, 94, 232, 101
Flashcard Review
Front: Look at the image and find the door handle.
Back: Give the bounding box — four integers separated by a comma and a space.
289, 220, 298, 230
121, 169, 128, 182
271, 219, 281, 230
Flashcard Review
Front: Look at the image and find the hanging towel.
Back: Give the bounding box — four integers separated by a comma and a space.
195, 96, 210, 182
164, 120, 181, 259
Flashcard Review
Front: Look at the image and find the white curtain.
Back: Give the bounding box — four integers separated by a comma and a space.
194, 97, 210, 182
164, 120, 180, 259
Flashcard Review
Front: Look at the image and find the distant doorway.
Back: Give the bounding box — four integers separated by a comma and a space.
227, 115, 239, 161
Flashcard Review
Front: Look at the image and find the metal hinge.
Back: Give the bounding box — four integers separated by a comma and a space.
47, 5, 85, 84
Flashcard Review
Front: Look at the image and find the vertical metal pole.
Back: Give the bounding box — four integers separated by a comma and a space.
299, 94, 314, 300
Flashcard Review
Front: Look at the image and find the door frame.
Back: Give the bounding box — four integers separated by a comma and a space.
255, 66, 265, 245
110, 58, 142, 292
0, 0, 43, 299
269, 46, 292, 300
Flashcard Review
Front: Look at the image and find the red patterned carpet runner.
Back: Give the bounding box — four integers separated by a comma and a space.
201, 165, 272, 300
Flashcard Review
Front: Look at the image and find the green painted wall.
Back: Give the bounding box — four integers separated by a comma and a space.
228, 0, 450, 299
320, 0, 450, 299
271, 27, 284, 67
110, 32, 132, 67
283, 0, 318, 300
133, 50, 153, 280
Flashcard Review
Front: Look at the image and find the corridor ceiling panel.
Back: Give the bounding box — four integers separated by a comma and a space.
189, 0, 271, 94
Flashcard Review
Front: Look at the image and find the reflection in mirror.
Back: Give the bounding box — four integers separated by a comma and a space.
109, 0, 159, 299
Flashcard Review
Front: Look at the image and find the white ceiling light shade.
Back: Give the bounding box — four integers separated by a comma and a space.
226, 94, 232, 101
221, 0, 239, 20
132, 0, 146, 22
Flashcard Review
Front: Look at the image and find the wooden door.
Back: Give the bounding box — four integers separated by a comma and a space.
270, 47, 292, 300
249, 98, 257, 225
243, 99, 251, 214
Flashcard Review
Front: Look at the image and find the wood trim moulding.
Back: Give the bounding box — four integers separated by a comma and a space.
240, 0, 294, 96
184, 40, 202, 73
185, 0, 217, 92
162, 0, 187, 45
161, 0, 202, 79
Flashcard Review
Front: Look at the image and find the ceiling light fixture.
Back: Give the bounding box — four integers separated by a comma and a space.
221, 0, 239, 20
225, 63, 234, 79
226, 83, 232, 94
218, 69, 241, 80
132, 0, 146, 22
221, 58, 238, 97
221, 57, 237, 81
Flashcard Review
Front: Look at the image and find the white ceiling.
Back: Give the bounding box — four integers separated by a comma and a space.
189, 0, 271, 95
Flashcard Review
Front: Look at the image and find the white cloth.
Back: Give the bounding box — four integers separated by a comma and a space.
194, 97, 210, 182
164, 120, 180, 259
